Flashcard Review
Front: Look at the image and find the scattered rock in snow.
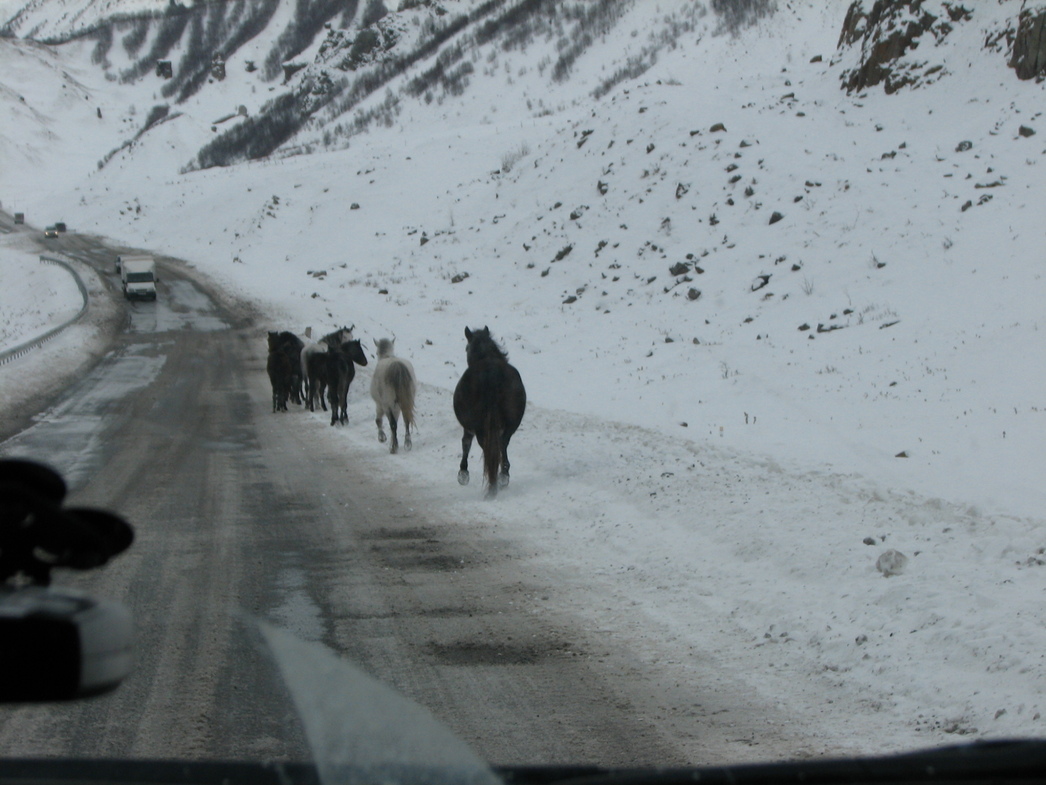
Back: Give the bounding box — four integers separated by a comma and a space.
876, 549, 908, 577
769, 211, 784, 225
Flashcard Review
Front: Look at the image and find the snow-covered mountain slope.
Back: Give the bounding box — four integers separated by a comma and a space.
3, 1, 1044, 513
3, 0, 1046, 758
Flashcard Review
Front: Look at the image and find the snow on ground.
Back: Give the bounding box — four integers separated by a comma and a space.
0, 239, 83, 351
2, 0, 1045, 763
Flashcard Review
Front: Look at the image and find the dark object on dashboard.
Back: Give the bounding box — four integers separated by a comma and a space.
0, 459, 134, 702
0, 459, 133, 587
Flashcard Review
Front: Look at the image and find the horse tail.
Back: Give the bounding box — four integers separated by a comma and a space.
481, 403, 502, 492
393, 362, 416, 429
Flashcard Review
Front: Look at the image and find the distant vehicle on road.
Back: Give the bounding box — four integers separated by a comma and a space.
55, 222, 67, 232
44, 226, 58, 238
14, 212, 24, 224
115, 253, 151, 274
119, 255, 157, 301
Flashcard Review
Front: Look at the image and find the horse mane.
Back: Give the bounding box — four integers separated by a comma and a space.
466, 327, 508, 365
320, 325, 354, 345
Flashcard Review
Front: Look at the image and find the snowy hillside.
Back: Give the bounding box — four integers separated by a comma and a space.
4, 0, 1040, 517
2, 0, 1046, 761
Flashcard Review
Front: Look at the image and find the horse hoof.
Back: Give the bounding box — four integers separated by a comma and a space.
378, 432, 387, 443
404, 439, 412, 452
457, 470, 470, 486
484, 487, 498, 500
499, 473, 510, 488
390, 444, 398, 455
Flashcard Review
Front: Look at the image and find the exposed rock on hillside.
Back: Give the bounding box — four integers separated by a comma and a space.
1010, 2, 1046, 79
837, 0, 972, 93
839, 0, 1046, 92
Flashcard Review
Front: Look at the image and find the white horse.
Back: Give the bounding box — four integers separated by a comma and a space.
370, 338, 416, 454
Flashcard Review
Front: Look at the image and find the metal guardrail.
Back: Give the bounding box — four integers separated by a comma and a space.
0, 254, 90, 366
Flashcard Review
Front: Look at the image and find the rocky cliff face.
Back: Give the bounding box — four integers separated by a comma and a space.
1010, 1, 1046, 79
837, 0, 1046, 94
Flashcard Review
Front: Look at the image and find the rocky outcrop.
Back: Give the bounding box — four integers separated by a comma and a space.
1010, 2, 1046, 79
837, 1, 970, 93
839, 1, 1046, 91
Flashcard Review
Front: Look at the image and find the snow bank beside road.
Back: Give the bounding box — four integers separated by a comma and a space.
309, 377, 1046, 760
0, 242, 83, 353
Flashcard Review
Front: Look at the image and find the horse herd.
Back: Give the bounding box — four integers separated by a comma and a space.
266, 325, 526, 498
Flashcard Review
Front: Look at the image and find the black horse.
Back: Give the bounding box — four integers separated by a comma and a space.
304, 346, 330, 412
274, 331, 305, 404
453, 326, 526, 498
302, 326, 353, 412
266, 332, 293, 412
326, 339, 368, 426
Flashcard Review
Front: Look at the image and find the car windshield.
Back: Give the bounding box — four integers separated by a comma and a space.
1, 0, 1044, 780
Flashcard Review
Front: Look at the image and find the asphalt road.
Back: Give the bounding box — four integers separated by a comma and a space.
0, 228, 687, 768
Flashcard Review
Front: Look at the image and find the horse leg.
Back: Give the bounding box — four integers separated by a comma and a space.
458, 430, 474, 485
499, 432, 513, 488
375, 405, 387, 443
289, 373, 301, 405
403, 414, 412, 452
387, 412, 398, 454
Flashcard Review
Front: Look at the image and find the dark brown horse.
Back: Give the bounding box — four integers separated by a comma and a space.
302, 326, 353, 412
274, 331, 305, 404
326, 339, 368, 426
453, 327, 526, 498
266, 332, 292, 412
